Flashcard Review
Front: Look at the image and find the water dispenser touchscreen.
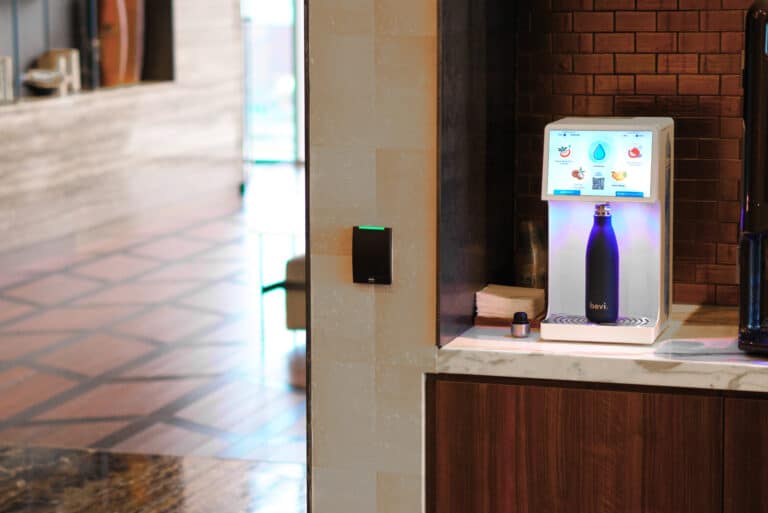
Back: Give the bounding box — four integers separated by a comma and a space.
546, 130, 653, 199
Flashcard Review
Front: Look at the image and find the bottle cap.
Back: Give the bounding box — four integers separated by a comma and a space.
595, 203, 611, 217
511, 312, 531, 338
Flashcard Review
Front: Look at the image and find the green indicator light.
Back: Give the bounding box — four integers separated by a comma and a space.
358, 226, 386, 231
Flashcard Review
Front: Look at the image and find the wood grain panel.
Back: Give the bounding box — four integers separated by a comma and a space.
0, 0, 243, 252
724, 398, 768, 513
431, 378, 723, 513
437, 0, 488, 346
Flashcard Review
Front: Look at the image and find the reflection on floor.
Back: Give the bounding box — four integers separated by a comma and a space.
0, 165, 306, 468
0, 444, 305, 512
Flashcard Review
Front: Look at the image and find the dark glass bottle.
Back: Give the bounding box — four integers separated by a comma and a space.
586, 203, 619, 324
739, 2, 768, 354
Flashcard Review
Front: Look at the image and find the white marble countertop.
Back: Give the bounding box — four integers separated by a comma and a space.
438, 305, 768, 393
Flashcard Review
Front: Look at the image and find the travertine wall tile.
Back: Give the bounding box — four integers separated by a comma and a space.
310, 0, 438, 511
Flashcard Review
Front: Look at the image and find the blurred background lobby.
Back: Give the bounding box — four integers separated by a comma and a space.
0, 0, 306, 511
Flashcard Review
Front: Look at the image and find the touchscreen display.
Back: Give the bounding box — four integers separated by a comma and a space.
546, 129, 653, 199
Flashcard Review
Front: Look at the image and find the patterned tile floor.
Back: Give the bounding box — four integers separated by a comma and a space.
0, 165, 307, 467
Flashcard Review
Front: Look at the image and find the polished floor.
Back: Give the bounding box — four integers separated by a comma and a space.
0, 165, 306, 467
0, 444, 305, 512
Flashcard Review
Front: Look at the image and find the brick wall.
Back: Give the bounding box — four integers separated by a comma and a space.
515, 0, 750, 306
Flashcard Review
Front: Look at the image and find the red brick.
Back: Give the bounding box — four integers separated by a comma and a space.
532, 95, 575, 115
676, 240, 717, 262
720, 160, 743, 179
679, 0, 721, 8
636, 32, 677, 52
717, 243, 739, 265
658, 54, 699, 73
718, 178, 740, 200
700, 54, 742, 74
700, 96, 742, 117
594, 33, 635, 53
678, 75, 720, 95
674, 261, 697, 282
674, 283, 716, 304
573, 54, 614, 73
573, 12, 614, 32
701, 10, 745, 32
595, 0, 635, 8
721, 74, 742, 96
594, 75, 635, 95
636, 74, 677, 94
573, 95, 614, 115
678, 33, 720, 53
722, 0, 754, 7
698, 139, 740, 160
721, 32, 745, 53
677, 118, 720, 139
718, 201, 741, 222
676, 160, 718, 180
720, 117, 744, 138
553, 33, 594, 53
658, 95, 700, 114
615, 11, 656, 31
615, 95, 656, 115
615, 53, 656, 73
696, 264, 739, 285
658, 11, 699, 31
552, 0, 594, 10
716, 285, 739, 306
636, 0, 677, 8
719, 222, 739, 243
552, 74, 594, 94
676, 138, 700, 159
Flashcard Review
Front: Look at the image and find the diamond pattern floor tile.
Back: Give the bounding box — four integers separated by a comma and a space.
72, 254, 160, 282
131, 237, 212, 261
0, 367, 77, 418
0, 298, 35, 324
0, 333, 71, 361
1, 306, 142, 333
0, 421, 129, 448
111, 422, 229, 458
36, 379, 209, 420
4, 275, 103, 305
36, 334, 155, 376
112, 305, 224, 343
180, 282, 255, 315
138, 261, 243, 282
75, 281, 202, 305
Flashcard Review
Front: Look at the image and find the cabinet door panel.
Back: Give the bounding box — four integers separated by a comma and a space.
431, 379, 722, 513
725, 398, 768, 513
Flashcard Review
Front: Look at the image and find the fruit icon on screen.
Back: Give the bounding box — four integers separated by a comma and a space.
611, 170, 627, 181
571, 167, 585, 180
558, 145, 572, 158
628, 147, 642, 159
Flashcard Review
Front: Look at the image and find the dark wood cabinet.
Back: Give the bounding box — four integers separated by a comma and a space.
429, 377, 724, 513
724, 398, 768, 513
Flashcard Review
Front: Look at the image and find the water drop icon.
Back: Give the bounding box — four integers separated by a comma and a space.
593, 144, 606, 161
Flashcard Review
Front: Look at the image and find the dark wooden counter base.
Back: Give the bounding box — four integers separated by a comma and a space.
427, 375, 768, 513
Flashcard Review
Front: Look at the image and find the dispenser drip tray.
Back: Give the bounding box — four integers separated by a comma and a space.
541, 313, 661, 345
544, 314, 654, 328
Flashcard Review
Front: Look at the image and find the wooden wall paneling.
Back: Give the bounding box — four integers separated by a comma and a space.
437, 0, 489, 346
431, 378, 723, 513
724, 397, 768, 513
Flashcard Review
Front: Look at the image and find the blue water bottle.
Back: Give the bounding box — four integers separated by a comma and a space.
586, 203, 619, 323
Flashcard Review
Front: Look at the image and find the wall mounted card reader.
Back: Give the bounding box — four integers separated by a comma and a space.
353, 226, 392, 285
